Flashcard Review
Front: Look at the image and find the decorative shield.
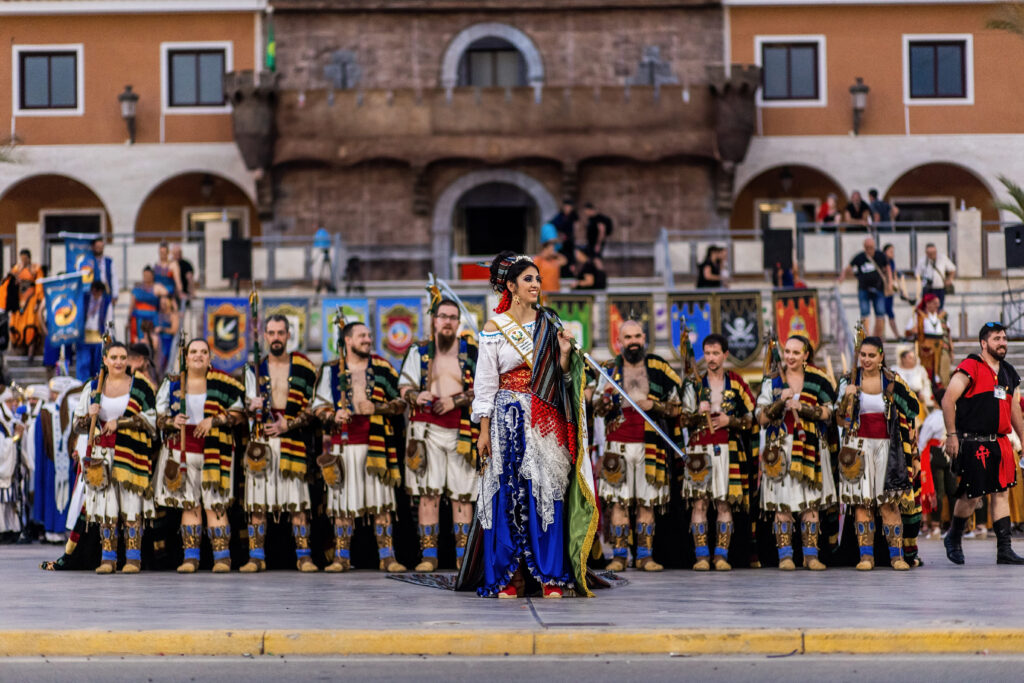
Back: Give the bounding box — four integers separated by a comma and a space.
607, 295, 654, 357
773, 289, 821, 350
716, 291, 763, 367
204, 297, 249, 373
263, 297, 309, 352
669, 294, 713, 363
546, 294, 594, 353
376, 296, 422, 369
321, 297, 369, 360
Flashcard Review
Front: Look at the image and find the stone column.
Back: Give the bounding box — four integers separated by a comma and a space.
954, 208, 981, 279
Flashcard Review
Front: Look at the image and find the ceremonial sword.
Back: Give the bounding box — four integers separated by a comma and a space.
532, 304, 686, 461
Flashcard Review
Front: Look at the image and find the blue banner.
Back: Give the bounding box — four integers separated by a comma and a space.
321, 297, 370, 361
60, 232, 98, 283
42, 273, 85, 347
670, 295, 713, 364
376, 296, 423, 370
204, 297, 249, 374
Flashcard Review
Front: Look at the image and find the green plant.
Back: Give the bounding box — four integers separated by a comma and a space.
987, 3, 1024, 35
995, 175, 1024, 222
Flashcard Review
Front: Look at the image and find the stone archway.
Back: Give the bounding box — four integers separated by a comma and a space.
432, 169, 558, 278
440, 23, 545, 92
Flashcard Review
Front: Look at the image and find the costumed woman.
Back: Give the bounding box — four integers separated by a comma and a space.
71, 341, 157, 574
153, 339, 246, 573
756, 335, 837, 570
906, 292, 952, 390
835, 337, 920, 571
471, 251, 598, 598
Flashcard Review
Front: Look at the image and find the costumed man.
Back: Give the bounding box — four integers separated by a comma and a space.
835, 337, 920, 571
241, 315, 318, 573
6, 249, 44, 355
592, 320, 682, 573
154, 339, 246, 573
399, 291, 479, 571
906, 292, 952, 390
0, 388, 27, 542
31, 376, 83, 543
85, 237, 120, 305
756, 335, 837, 570
77, 281, 112, 382
942, 322, 1024, 565
680, 333, 758, 571
70, 341, 157, 574
313, 320, 407, 573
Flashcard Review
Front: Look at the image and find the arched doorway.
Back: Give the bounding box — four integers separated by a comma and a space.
885, 162, 998, 224
730, 164, 845, 232
0, 173, 111, 239
134, 172, 259, 239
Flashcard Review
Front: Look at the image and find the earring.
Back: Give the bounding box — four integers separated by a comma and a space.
513, 294, 522, 306
802, 360, 808, 370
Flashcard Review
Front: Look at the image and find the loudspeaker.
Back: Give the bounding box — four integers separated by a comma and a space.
222, 238, 252, 281
1005, 224, 1024, 269
763, 229, 794, 270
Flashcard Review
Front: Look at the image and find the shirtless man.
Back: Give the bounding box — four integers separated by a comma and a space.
399, 299, 478, 570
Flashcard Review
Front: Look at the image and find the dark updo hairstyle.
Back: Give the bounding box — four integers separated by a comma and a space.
186, 338, 210, 354
489, 250, 537, 295
860, 336, 884, 356
104, 341, 128, 357
787, 334, 815, 365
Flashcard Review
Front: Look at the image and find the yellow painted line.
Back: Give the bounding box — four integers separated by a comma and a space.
263, 629, 534, 656
803, 629, 1024, 654
535, 629, 804, 656
0, 630, 264, 657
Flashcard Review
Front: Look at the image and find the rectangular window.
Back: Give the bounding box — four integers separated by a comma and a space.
168, 49, 225, 107
909, 41, 965, 98
761, 42, 818, 101
19, 51, 77, 110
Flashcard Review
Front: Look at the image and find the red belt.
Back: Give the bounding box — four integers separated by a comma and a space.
857, 413, 888, 439
332, 415, 371, 446
169, 424, 205, 453
96, 432, 116, 449
499, 365, 531, 393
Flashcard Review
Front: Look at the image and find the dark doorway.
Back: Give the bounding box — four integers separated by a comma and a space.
465, 207, 528, 254
43, 213, 101, 238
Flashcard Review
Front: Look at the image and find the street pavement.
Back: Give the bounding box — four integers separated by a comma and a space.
4, 655, 1024, 682
2, 537, 1023, 633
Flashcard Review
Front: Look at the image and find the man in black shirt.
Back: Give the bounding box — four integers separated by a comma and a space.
869, 188, 898, 231
839, 237, 889, 337
844, 190, 872, 228
572, 247, 607, 290
583, 202, 613, 260
550, 199, 578, 278
171, 244, 194, 307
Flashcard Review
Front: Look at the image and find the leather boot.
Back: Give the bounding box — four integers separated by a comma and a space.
177, 523, 202, 573
855, 520, 875, 571
294, 524, 318, 572
376, 522, 407, 572
883, 523, 910, 570
713, 521, 733, 571
239, 522, 266, 573
635, 522, 663, 571
121, 520, 143, 573
690, 522, 711, 571
96, 522, 117, 574
800, 520, 826, 571
944, 515, 967, 565
325, 523, 353, 573
453, 523, 471, 570
606, 525, 630, 572
209, 524, 232, 573
774, 520, 795, 570
414, 523, 439, 572
995, 516, 1024, 565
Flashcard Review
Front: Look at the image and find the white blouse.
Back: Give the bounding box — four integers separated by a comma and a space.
859, 391, 885, 415
471, 320, 536, 423
98, 393, 130, 422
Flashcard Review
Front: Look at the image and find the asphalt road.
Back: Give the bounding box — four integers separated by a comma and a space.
4, 655, 1024, 683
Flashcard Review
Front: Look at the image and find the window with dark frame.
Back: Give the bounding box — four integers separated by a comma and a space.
761, 42, 819, 101
908, 40, 966, 99
168, 49, 226, 107
19, 51, 78, 110
456, 37, 526, 88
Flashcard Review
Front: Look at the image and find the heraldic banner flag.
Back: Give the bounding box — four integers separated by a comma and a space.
61, 232, 99, 284
42, 272, 85, 347
607, 295, 654, 356
669, 294, 713, 363
546, 294, 594, 353
773, 289, 820, 350
376, 296, 422, 370
204, 297, 249, 374
321, 297, 370, 361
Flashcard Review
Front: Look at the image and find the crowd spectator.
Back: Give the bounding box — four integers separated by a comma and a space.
892, 346, 935, 410
90, 237, 119, 303
882, 243, 901, 339
153, 242, 182, 299
127, 342, 157, 384
583, 202, 613, 260
534, 223, 566, 293
155, 295, 180, 374
549, 198, 579, 278
839, 237, 889, 337
816, 193, 841, 228
4, 250, 44, 356
916, 243, 956, 308
696, 245, 727, 289
76, 281, 112, 381
172, 244, 195, 306
869, 189, 898, 231
129, 266, 167, 345
571, 247, 606, 290
844, 190, 872, 228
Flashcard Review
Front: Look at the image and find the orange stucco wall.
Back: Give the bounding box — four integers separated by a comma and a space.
729, 4, 1024, 136
0, 12, 255, 145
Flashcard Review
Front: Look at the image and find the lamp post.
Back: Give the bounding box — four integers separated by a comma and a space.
849, 77, 869, 136
118, 85, 139, 144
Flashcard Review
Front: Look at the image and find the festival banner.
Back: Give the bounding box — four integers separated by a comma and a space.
263, 297, 309, 353
546, 294, 594, 353
376, 296, 423, 370
42, 272, 85, 347
204, 297, 249, 374
321, 297, 370, 361
60, 232, 98, 284
669, 294, 713, 363
773, 289, 821, 351
459, 295, 488, 335
607, 295, 654, 357
717, 291, 763, 367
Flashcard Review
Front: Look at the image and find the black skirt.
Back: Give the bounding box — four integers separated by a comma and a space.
954, 437, 1016, 498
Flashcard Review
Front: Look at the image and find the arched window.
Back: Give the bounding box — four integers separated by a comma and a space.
457, 37, 526, 88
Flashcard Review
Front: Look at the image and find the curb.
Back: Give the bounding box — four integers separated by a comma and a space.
3, 628, 1024, 657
